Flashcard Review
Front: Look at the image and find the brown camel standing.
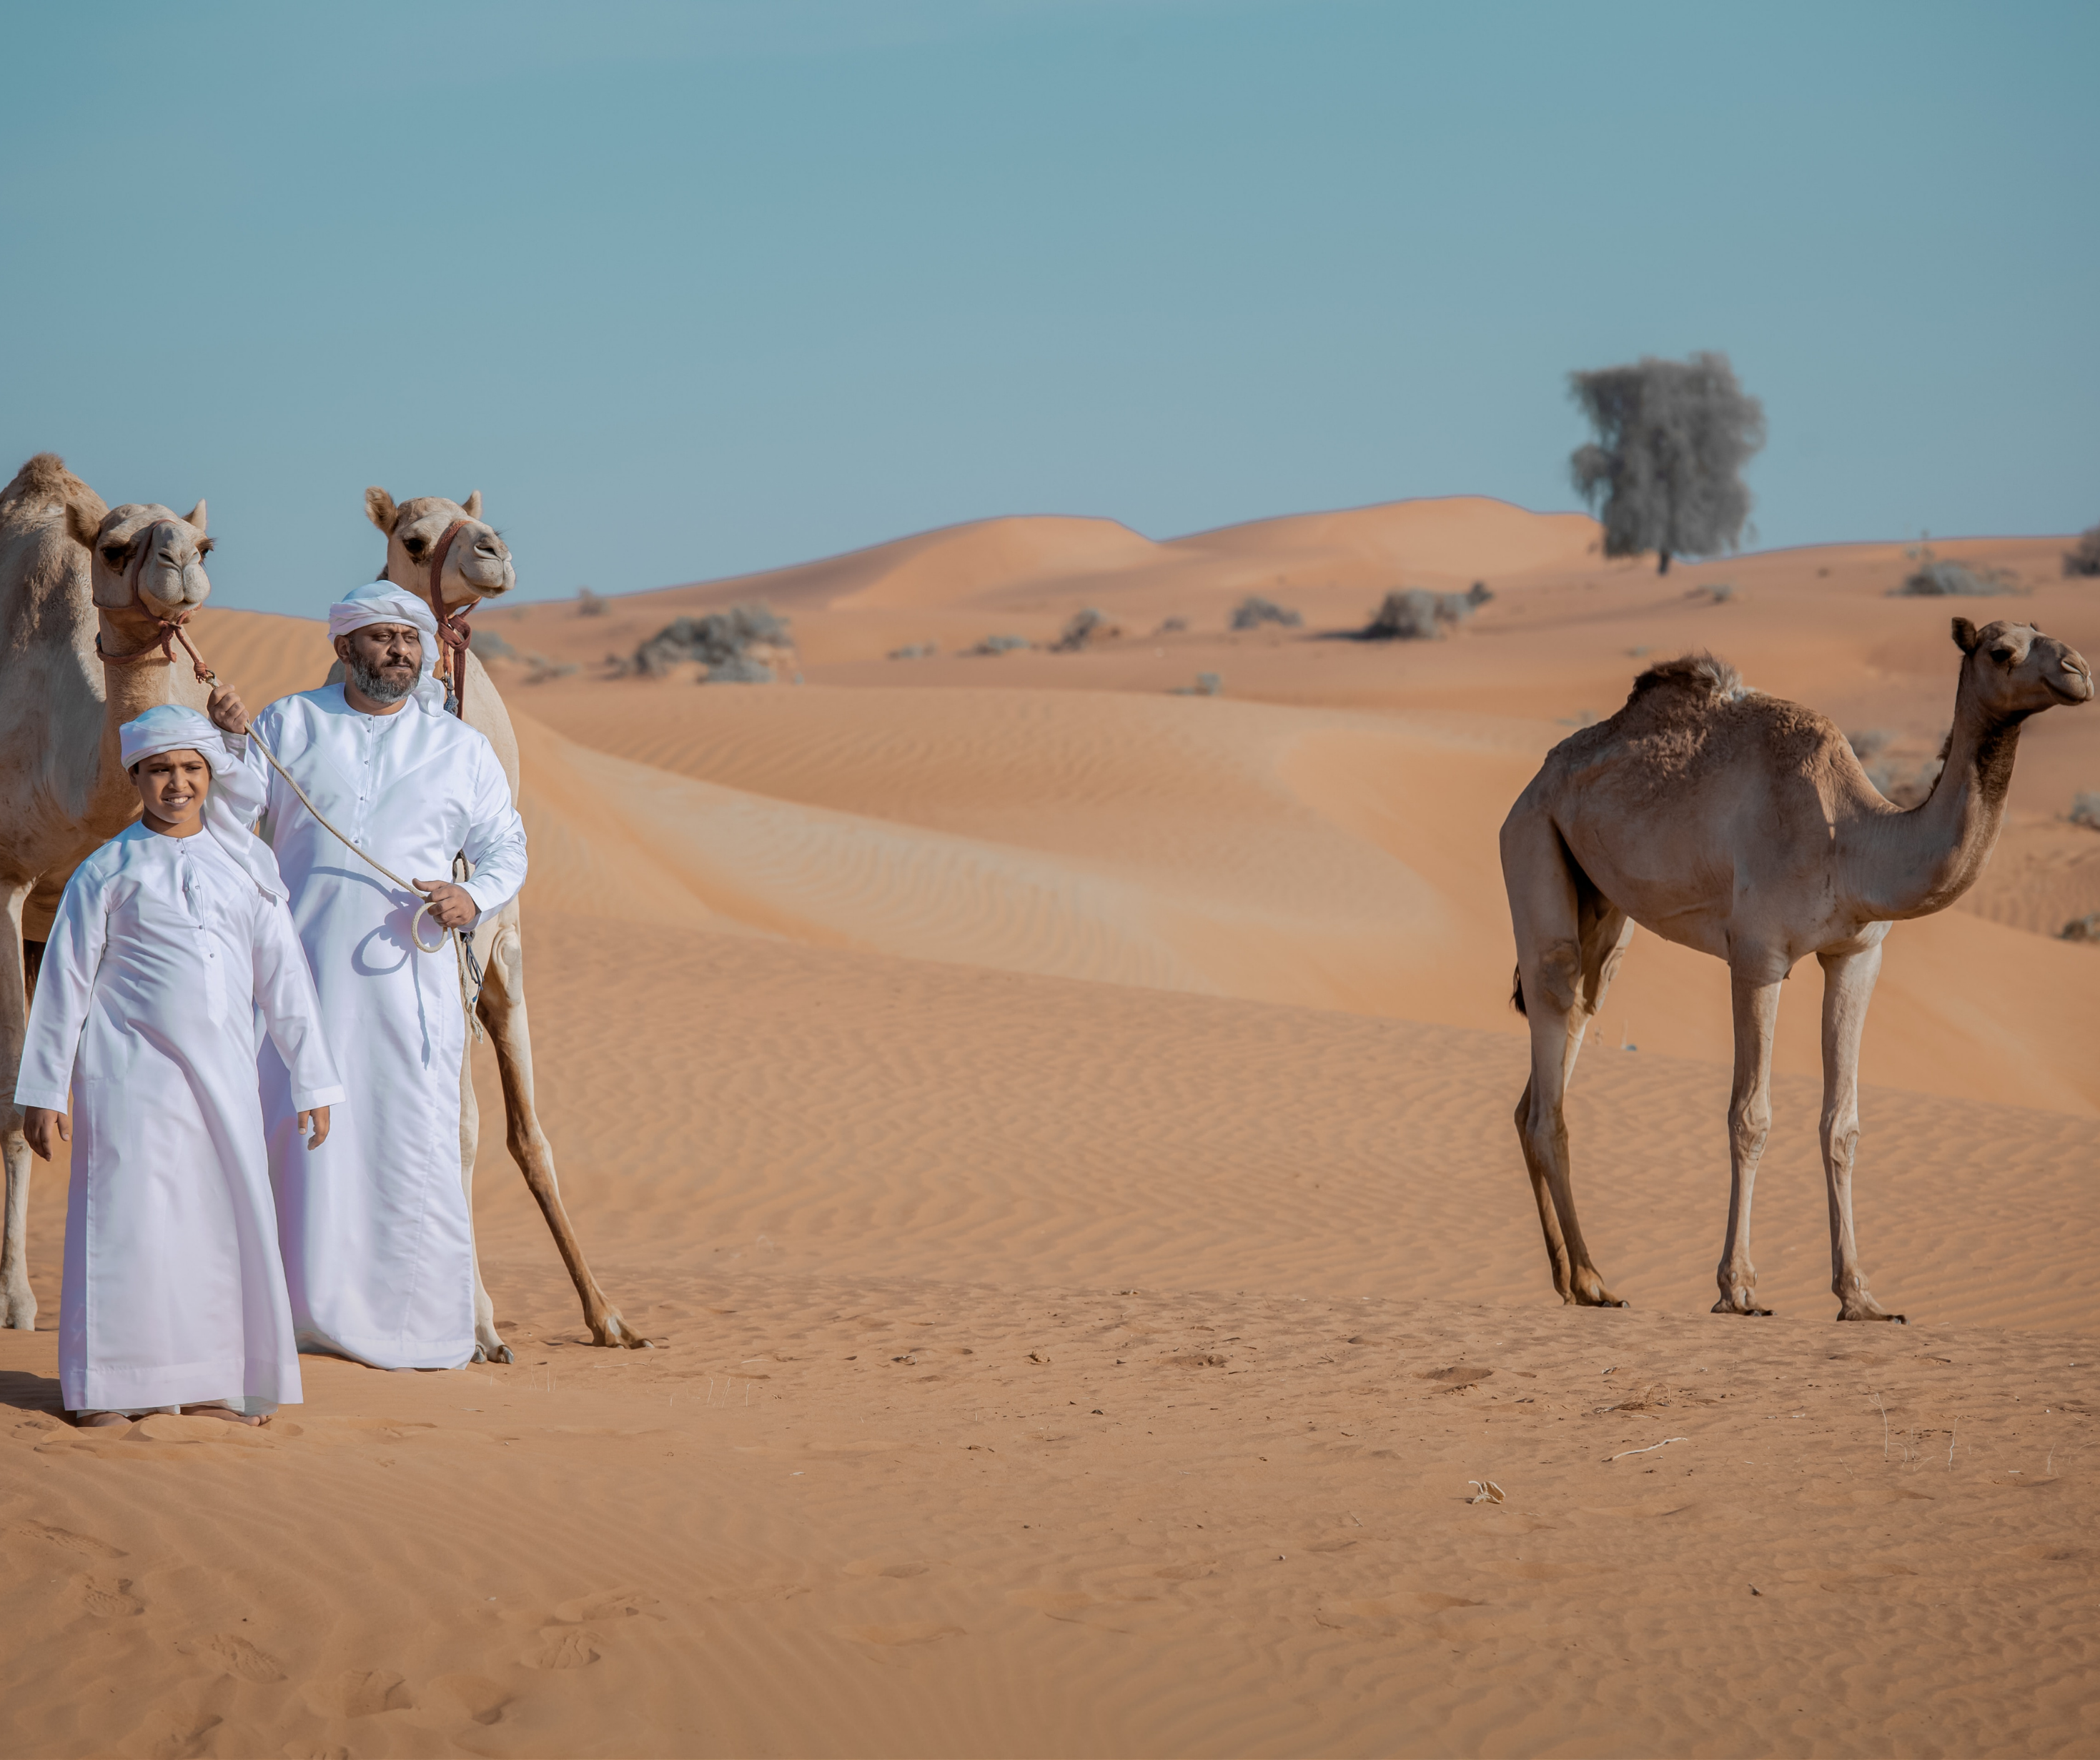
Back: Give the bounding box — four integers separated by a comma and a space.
1, 454, 216, 1330
357, 487, 645, 1359
1501, 619, 2092, 1321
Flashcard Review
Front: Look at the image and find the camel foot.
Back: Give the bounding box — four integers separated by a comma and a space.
2, 1291, 36, 1331
1712, 1293, 1775, 1316
472, 1341, 516, 1365
1565, 1272, 1628, 1308
590, 1310, 653, 1351
1836, 1301, 1906, 1324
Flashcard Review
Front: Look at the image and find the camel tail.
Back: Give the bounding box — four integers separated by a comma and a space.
1510, 963, 1527, 1017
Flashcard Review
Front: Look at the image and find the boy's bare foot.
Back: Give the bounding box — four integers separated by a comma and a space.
181, 1403, 268, 1428
74, 1411, 130, 1428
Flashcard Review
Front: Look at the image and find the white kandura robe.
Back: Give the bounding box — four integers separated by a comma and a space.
15, 824, 345, 1416
240, 685, 527, 1370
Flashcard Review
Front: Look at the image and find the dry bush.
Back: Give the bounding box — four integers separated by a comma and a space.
1230, 595, 1302, 630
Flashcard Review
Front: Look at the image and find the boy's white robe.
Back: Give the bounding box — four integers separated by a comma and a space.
15, 823, 344, 1416
239, 685, 527, 1370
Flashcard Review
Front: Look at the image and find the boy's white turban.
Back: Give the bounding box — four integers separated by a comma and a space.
119, 705, 287, 900
328, 582, 447, 712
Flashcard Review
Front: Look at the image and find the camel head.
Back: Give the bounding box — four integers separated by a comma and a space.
365, 487, 515, 612
1951, 617, 2093, 721
67, 497, 213, 627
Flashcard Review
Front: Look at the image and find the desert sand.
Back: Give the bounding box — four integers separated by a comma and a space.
4, 497, 2097, 1757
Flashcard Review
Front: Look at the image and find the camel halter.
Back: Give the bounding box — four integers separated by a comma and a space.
424, 518, 475, 720
95, 570, 484, 1023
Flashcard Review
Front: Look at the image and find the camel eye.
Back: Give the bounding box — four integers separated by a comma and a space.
197, 537, 215, 555
101, 544, 127, 567
402, 535, 427, 557
1989, 645, 2016, 664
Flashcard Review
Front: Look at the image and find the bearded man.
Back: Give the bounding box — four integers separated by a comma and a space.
208, 582, 526, 1370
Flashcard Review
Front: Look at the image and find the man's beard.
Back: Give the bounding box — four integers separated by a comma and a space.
349, 657, 416, 704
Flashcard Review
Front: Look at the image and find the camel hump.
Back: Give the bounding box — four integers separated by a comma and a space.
4, 452, 85, 505
1626, 652, 1744, 705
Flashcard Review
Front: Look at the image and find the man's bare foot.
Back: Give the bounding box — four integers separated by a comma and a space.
181, 1403, 268, 1427
74, 1411, 130, 1428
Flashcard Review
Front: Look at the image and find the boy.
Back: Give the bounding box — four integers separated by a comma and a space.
15, 705, 342, 1427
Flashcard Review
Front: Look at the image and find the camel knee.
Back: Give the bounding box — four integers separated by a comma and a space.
1728, 1099, 1771, 1160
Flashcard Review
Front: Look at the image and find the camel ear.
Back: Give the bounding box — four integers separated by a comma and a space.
63, 496, 104, 549
365, 486, 399, 534
460, 490, 482, 519
1951, 617, 1982, 654
183, 498, 207, 535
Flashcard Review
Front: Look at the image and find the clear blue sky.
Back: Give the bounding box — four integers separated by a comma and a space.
4, 1, 2094, 613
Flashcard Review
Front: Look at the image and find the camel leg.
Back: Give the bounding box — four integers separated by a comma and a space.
478, 905, 648, 1350
1714, 969, 1783, 1316
1818, 944, 1904, 1323
0, 885, 34, 1331
1506, 820, 1633, 1308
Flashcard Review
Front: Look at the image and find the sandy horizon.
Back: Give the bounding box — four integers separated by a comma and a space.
5, 493, 2097, 1757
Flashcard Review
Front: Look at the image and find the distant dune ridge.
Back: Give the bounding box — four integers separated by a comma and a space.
7, 494, 2099, 1757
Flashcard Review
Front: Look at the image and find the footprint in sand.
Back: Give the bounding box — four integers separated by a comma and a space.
18, 1520, 126, 1558
552, 1587, 663, 1623
77, 1575, 143, 1618
179, 1631, 285, 1681
142, 1711, 221, 1760
844, 1559, 930, 1579
302, 1669, 408, 1717
523, 1628, 600, 1669
429, 1672, 511, 1725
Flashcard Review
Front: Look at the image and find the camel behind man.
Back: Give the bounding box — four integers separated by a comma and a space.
1502, 621, 2091, 1321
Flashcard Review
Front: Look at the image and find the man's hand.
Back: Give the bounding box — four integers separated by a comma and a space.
296, 1106, 330, 1149
412, 878, 479, 930
21, 1108, 69, 1161
207, 682, 249, 735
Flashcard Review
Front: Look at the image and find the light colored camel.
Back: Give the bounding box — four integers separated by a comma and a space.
1501, 618, 2092, 1321
357, 486, 646, 1359
1, 454, 215, 1330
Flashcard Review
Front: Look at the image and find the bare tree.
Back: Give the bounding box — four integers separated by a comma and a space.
1569, 352, 1765, 575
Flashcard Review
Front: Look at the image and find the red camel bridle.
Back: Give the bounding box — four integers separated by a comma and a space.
94, 520, 216, 685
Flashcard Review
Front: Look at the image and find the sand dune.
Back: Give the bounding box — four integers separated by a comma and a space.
6, 501, 2099, 1756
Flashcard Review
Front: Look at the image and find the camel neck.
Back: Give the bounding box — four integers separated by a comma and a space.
1856, 666, 2022, 921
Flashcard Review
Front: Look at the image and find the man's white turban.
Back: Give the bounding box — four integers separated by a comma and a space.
328, 582, 446, 712
119, 705, 287, 900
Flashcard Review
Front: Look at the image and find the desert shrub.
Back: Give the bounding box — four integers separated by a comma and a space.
1154, 616, 1188, 635
2069, 791, 2100, 830
1053, 608, 1116, 652
971, 633, 1031, 655
578, 587, 607, 617
633, 604, 790, 679
1231, 595, 1302, 631
470, 628, 517, 660
1170, 672, 1224, 697
524, 655, 580, 684
2061, 913, 2100, 943
888, 642, 936, 660
1695, 582, 1736, 604
1893, 545, 2015, 597
2064, 527, 2100, 578
1362, 582, 1491, 641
